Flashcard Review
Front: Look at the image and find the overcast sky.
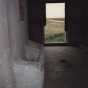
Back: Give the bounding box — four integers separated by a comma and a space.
46, 3, 65, 18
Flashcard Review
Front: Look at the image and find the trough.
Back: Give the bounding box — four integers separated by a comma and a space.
14, 40, 45, 88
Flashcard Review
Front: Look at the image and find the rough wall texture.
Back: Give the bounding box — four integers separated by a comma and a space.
0, 0, 28, 87
0, 0, 12, 88
7, 0, 28, 87
7, 0, 28, 60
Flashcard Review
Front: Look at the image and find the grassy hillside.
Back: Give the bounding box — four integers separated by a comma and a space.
44, 19, 66, 43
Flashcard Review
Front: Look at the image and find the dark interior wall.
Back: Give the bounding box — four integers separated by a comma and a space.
87, 1, 88, 47
27, 1, 45, 44
68, 0, 87, 45
27, 0, 87, 45
28, 24, 44, 44
43, 0, 67, 3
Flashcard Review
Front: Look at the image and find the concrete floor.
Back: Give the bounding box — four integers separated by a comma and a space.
43, 46, 88, 88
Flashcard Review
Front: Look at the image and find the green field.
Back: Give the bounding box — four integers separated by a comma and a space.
44, 19, 66, 43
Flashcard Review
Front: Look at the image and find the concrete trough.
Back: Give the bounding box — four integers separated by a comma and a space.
14, 40, 45, 88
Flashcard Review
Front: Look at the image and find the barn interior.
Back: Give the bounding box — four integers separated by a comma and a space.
0, 0, 88, 88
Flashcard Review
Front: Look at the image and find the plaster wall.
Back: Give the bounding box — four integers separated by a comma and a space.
0, 0, 28, 87
7, 0, 28, 87
0, 0, 12, 87
7, 0, 28, 60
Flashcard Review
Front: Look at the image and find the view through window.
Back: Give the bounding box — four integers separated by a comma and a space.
44, 3, 66, 43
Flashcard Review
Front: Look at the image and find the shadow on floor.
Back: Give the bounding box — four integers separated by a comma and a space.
43, 46, 88, 88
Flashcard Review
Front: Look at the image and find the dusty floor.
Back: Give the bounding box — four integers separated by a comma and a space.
43, 46, 88, 88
